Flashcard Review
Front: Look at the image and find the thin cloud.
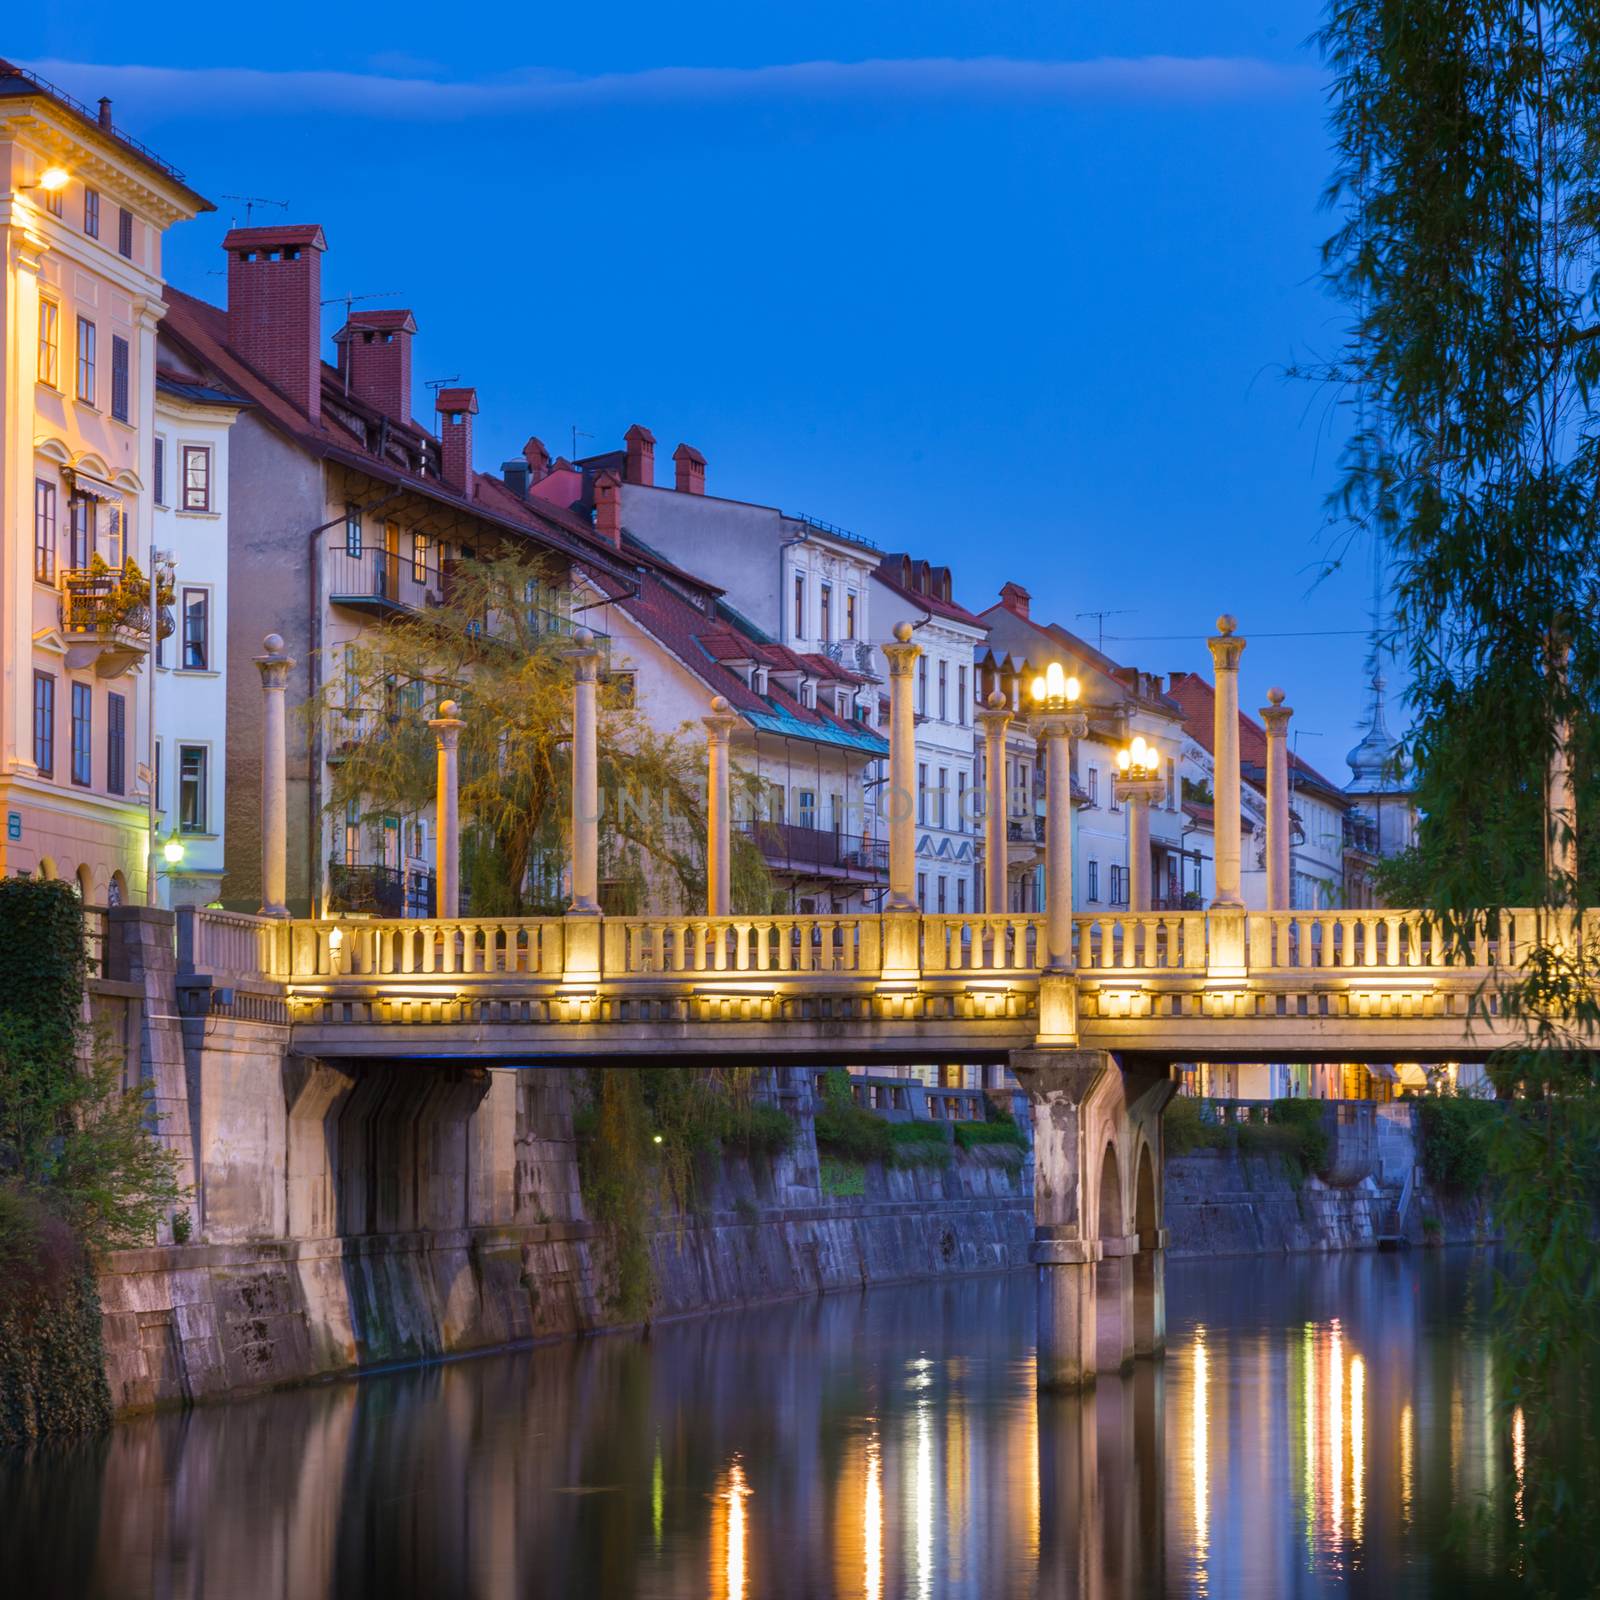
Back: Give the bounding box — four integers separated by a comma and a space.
23, 54, 1316, 122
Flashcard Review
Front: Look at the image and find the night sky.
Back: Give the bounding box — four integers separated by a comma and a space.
18, 0, 1389, 776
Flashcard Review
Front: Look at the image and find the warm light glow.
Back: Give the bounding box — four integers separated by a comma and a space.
1030, 663, 1081, 707
1303, 1324, 1317, 1552
1132, 735, 1148, 763
1117, 748, 1131, 771
1030, 674, 1046, 703
37, 165, 70, 192
864, 1435, 882, 1600
722, 1458, 751, 1600
1193, 1327, 1210, 1588
1399, 1401, 1413, 1524
652, 1133, 664, 1145
1330, 1322, 1343, 1540
327, 925, 344, 953
1512, 1406, 1526, 1526
162, 837, 186, 865
1350, 1354, 1365, 1545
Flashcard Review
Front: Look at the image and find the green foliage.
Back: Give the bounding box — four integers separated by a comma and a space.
573, 1068, 795, 1319
1162, 1095, 1329, 1181
1318, 6, 1600, 1581
889, 1120, 952, 1167
953, 1116, 1030, 1152
1163, 1094, 1206, 1157
1416, 1094, 1500, 1194
1421, 1215, 1444, 1242
811, 1069, 893, 1164
310, 545, 772, 915
818, 1159, 865, 1198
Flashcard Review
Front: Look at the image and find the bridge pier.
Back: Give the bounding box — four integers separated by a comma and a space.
1013, 1047, 1175, 1388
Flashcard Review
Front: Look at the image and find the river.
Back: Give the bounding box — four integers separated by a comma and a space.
2, 1248, 1543, 1598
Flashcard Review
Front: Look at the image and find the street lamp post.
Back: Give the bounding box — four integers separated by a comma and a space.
1030, 663, 1086, 975
1113, 736, 1165, 913
145, 549, 175, 907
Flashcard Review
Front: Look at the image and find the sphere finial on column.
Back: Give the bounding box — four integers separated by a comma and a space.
1216, 614, 1237, 637
893, 621, 914, 643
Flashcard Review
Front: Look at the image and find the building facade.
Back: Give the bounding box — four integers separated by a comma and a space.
1, 63, 210, 901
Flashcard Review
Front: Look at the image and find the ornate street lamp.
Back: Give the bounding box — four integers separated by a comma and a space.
1030, 664, 1086, 976
1114, 735, 1166, 912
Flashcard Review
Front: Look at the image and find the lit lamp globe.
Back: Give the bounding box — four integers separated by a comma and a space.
162, 836, 186, 866
26, 166, 70, 193
1029, 663, 1081, 709
1119, 735, 1157, 778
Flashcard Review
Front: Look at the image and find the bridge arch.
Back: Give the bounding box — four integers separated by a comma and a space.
1095, 1136, 1134, 1373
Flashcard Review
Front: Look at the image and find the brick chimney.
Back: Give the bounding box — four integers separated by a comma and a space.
435, 387, 478, 496
673, 442, 706, 495
593, 467, 622, 547
224, 224, 328, 423
333, 310, 416, 425
999, 581, 1031, 618
623, 423, 655, 487
523, 437, 550, 482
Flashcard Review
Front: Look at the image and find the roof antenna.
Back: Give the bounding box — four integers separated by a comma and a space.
220, 193, 288, 229
1075, 608, 1135, 655
320, 291, 403, 393
571, 425, 594, 461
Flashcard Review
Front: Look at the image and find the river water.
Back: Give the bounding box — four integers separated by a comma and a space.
3, 1249, 1543, 1598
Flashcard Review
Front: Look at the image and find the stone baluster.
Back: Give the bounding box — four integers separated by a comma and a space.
428, 699, 465, 918
255, 633, 293, 919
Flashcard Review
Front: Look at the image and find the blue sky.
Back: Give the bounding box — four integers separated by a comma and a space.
18, 0, 1388, 775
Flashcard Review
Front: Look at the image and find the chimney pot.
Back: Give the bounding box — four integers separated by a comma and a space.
672, 442, 706, 495
999, 581, 1031, 619
435, 386, 479, 497
623, 423, 656, 487
333, 309, 417, 426
523, 437, 550, 482
594, 468, 623, 546
98, 97, 113, 129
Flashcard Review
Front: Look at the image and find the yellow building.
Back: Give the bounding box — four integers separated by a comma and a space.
1, 61, 210, 899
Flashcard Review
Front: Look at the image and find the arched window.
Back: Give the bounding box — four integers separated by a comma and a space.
107, 870, 126, 908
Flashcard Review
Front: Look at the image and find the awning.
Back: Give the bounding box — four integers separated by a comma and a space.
64, 467, 123, 502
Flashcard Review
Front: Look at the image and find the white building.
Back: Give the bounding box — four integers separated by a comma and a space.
148, 370, 243, 905
870, 554, 984, 917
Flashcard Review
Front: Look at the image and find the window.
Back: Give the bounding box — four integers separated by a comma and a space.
178, 746, 208, 833
32, 673, 55, 777
1088, 765, 1099, 806
412, 531, 430, 582
845, 591, 857, 639
956, 771, 968, 834
75, 317, 96, 404
344, 799, 361, 863
83, 187, 100, 238
117, 207, 134, 259
819, 582, 832, 642
37, 299, 59, 387
937, 875, 948, 913
153, 437, 165, 506
917, 656, 928, 714
918, 761, 928, 825
938, 660, 948, 720
1088, 859, 1100, 902
33, 480, 56, 583
68, 498, 90, 570
344, 506, 362, 556
937, 766, 948, 828
181, 445, 212, 511
917, 871, 927, 910
107, 693, 126, 796
1110, 864, 1124, 905
153, 740, 162, 811
793, 573, 805, 638
181, 589, 209, 670
958, 665, 968, 725
956, 878, 967, 914
71, 683, 92, 787
44, 183, 62, 218
103, 503, 124, 569
111, 335, 130, 422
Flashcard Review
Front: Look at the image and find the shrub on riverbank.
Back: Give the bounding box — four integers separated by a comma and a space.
812, 1069, 893, 1163
889, 1121, 952, 1166
1416, 1093, 1500, 1193
1163, 1095, 1330, 1181
953, 1096, 1030, 1154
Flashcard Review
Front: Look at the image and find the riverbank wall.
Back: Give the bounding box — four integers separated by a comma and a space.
96, 1063, 1032, 1416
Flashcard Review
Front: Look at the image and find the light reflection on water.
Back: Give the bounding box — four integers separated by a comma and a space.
0, 1250, 1540, 1598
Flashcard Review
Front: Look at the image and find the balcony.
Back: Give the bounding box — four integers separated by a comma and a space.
741, 820, 888, 881
326, 543, 438, 618
327, 860, 436, 918
59, 565, 162, 678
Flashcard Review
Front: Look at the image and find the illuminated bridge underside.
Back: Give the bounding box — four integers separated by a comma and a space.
187, 907, 1545, 1065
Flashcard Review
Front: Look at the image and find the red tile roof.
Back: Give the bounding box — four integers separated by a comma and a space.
221, 224, 326, 250
1166, 672, 1344, 798
873, 555, 986, 628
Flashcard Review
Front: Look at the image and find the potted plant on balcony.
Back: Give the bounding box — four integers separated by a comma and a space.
62, 555, 175, 676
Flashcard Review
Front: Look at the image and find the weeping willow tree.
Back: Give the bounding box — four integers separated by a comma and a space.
310, 546, 772, 916
1319, 3, 1600, 1584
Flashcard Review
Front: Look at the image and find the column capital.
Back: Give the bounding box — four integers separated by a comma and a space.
563, 627, 604, 682
1035, 709, 1088, 743
1207, 614, 1247, 673
255, 632, 294, 689
1112, 775, 1164, 808
428, 698, 466, 749
702, 693, 739, 744
1260, 686, 1293, 738
975, 691, 1012, 739
881, 620, 921, 679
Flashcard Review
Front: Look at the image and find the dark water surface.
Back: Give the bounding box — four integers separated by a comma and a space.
4, 1250, 1540, 1598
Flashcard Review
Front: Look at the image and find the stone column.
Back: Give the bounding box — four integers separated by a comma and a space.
1261, 688, 1292, 911
703, 695, 738, 917
882, 621, 921, 913
1097, 1243, 1137, 1374
1133, 1226, 1168, 1357
428, 699, 465, 918
1014, 1048, 1111, 1389
1207, 615, 1246, 907
1114, 776, 1164, 913
1039, 710, 1088, 972
977, 691, 1012, 915
565, 629, 603, 916
255, 633, 294, 918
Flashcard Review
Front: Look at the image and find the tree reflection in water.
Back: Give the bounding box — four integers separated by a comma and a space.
0, 1250, 1568, 1599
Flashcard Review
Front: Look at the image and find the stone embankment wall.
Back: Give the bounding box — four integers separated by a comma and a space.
96, 1060, 1031, 1416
